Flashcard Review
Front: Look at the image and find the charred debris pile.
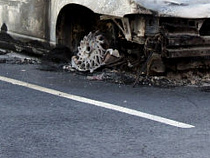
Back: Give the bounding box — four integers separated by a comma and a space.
0, 29, 210, 87
42, 31, 210, 87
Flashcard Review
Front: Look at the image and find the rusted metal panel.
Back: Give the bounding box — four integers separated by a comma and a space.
0, 0, 49, 41
49, 0, 152, 44
50, 0, 210, 19
166, 47, 210, 58
167, 36, 210, 47
50, 0, 136, 17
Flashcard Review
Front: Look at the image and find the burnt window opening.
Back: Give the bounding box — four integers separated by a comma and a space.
200, 19, 210, 36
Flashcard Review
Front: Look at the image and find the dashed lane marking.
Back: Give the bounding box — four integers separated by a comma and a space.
0, 76, 195, 129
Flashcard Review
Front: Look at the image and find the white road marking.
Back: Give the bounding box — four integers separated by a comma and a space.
0, 76, 195, 129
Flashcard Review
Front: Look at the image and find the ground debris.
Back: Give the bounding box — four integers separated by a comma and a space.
0, 52, 40, 64
85, 68, 210, 88
87, 70, 136, 84
0, 49, 7, 55
86, 71, 175, 86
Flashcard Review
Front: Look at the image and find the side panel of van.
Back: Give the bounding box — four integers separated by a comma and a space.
0, 0, 49, 41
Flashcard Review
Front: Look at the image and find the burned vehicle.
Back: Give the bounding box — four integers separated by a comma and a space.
1, 0, 210, 74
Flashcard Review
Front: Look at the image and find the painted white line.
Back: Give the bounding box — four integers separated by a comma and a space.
0, 76, 195, 129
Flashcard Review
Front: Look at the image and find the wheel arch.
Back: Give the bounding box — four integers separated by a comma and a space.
49, 0, 135, 46
51, 3, 100, 53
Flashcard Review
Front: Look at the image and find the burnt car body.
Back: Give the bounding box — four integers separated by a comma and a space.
1, 0, 210, 73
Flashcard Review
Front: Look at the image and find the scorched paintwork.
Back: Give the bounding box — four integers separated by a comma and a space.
1, 0, 210, 45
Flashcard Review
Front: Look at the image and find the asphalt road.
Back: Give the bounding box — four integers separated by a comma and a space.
0, 63, 210, 158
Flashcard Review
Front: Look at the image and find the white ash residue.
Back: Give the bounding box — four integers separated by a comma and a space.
134, 0, 210, 18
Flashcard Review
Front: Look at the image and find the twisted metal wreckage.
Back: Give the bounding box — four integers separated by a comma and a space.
1, 0, 210, 74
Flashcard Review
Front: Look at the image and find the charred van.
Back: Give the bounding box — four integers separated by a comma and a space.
1, 0, 210, 73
